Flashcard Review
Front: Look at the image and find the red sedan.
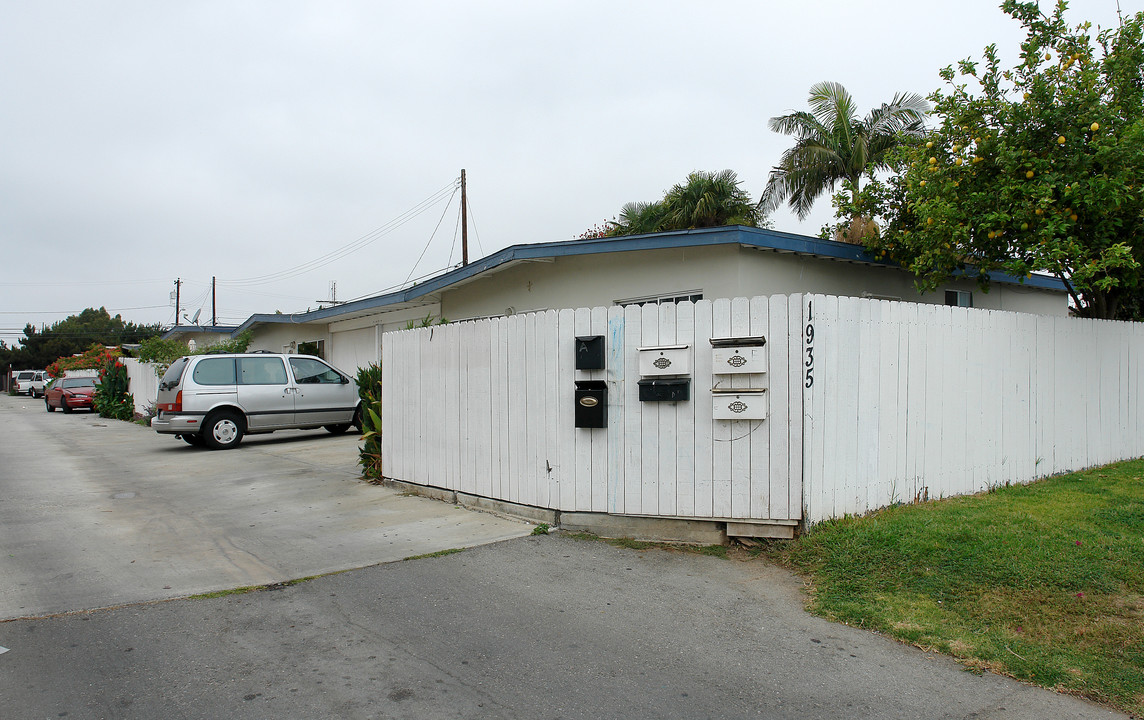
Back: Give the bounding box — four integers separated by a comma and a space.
44, 377, 97, 413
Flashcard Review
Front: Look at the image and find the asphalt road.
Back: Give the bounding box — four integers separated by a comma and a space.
0, 393, 1128, 719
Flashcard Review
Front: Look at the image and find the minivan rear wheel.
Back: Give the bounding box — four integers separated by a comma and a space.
324, 423, 351, 434
203, 411, 244, 450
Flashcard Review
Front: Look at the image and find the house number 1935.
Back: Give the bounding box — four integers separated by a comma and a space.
804, 300, 815, 388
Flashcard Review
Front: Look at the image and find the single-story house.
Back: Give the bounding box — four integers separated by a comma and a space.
217, 225, 1066, 374
160, 324, 240, 350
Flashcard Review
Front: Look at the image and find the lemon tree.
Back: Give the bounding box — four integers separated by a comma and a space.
864, 1, 1144, 319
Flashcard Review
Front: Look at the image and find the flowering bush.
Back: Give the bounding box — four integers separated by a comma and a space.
46, 344, 121, 378
93, 360, 134, 421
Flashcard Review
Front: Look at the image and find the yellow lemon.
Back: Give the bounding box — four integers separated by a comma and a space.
920, 180, 926, 187
1035, 208, 1044, 216
1045, 52, 1052, 60
1026, 170, 1035, 178
1021, 222, 1029, 230
929, 157, 937, 164
1057, 135, 1066, 144
1071, 214, 1078, 221
987, 231, 996, 239
1090, 122, 1100, 132
955, 158, 963, 165
927, 217, 934, 225
926, 141, 934, 148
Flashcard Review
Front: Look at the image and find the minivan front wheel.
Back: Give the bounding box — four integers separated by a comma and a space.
203, 411, 244, 450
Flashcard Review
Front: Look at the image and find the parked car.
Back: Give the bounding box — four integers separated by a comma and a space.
44, 376, 97, 413
151, 353, 361, 449
14, 370, 49, 397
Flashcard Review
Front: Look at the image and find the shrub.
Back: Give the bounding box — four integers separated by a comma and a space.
357, 362, 383, 480
93, 359, 135, 421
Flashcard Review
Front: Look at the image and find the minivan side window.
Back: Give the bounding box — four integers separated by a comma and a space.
237, 357, 288, 385
192, 358, 237, 385
289, 357, 343, 384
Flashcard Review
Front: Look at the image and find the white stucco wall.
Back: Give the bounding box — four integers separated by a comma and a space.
439, 244, 1068, 321
246, 322, 329, 355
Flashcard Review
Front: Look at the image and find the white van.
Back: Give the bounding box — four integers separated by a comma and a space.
151, 353, 361, 449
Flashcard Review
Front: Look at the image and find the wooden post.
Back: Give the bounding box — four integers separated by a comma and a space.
461, 169, 468, 266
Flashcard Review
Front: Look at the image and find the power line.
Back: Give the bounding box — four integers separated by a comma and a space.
403, 184, 460, 287
218, 179, 460, 287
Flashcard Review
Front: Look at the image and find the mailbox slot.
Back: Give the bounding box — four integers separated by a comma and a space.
575, 380, 608, 428
638, 379, 690, 402
575, 335, 605, 370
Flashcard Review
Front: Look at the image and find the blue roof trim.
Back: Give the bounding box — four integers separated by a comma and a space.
229, 225, 1067, 335
161, 325, 240, 340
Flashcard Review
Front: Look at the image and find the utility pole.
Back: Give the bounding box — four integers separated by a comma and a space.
174, 278, 182, 325
461, 168, 468, 266
211, 276, 217, 327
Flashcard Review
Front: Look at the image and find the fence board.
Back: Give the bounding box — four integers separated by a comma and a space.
693, 301, 714, 517
606, 306, 627, 514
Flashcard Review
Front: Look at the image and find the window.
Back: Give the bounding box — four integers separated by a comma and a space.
297, 340, 325, 359
945, 290, 972, 308
237, 357, 288, 385
192, 358, 237, 385
289, 357, 344, 384
616, 291, 703, 308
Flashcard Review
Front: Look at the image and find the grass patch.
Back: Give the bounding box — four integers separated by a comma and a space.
761, 459, 1144, 715
403, 548, 465, 561
189, 574, 324, 600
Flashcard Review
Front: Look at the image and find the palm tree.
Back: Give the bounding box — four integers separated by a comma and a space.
608, 200, 666, 236
608, 170, 762, 236
660, 170, 761, 229
759, 81, 929, 220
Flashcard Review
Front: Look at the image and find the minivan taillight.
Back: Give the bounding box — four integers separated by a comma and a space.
159, 390, 182, 413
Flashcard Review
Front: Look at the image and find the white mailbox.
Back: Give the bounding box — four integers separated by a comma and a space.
712, 388, 767, 420
712, 346, 767, 375
638, 344, 690, 377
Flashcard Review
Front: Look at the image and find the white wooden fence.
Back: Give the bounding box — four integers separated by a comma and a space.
382, 294, 1144, 527
802, 294, 1144, 523
383, 296, 802, 522
122, 358, 160, 416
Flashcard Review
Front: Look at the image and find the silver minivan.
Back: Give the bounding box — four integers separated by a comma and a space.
151, 353, 361, 449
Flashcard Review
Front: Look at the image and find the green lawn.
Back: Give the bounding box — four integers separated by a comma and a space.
762, 460, 1144, 715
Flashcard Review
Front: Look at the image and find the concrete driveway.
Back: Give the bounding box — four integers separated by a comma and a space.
0, 393, 531, 620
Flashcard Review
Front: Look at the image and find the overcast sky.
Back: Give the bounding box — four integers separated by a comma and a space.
0, 0, 1131, 342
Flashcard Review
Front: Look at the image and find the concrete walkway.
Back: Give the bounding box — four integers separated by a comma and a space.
0, 393, 532, 620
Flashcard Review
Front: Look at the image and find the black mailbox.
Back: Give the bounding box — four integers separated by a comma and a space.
575, 335, 605, 370
638, 379, 690, 402
575, 380, 608, 428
